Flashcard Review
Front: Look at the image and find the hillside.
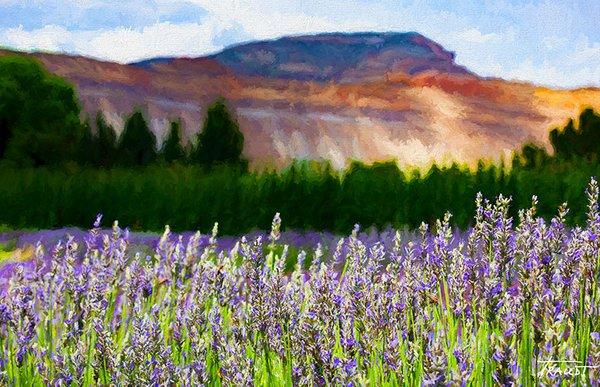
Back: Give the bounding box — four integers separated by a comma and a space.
2, 32, 599, 168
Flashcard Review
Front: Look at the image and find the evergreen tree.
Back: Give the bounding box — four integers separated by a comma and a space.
0, 118, 9, 159
161, 120, 185, 163
520, 143, 549, 168
117, 110, 157, 166
554, 119, 579, 159
549, 126, 565, 159
0, 75, 20, 159
94, 113, 117, 167
191, 98, 245, 167
549, 109, 600, 161
78, 118, 95, 166
578, 108, 600, 158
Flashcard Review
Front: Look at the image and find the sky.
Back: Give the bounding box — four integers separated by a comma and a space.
0, 0, 598, 88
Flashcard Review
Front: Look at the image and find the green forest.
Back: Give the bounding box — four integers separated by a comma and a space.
1, 55, 600, 234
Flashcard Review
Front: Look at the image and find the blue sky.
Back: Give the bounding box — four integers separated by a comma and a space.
0, 0, 598, 88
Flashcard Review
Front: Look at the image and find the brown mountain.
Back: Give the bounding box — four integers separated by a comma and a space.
2, 32, 599, 168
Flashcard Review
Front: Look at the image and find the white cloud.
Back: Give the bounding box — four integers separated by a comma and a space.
507, 58, 600, 88
570, 43, 600, 64
0, 21, 233, 63
0, 0, 375, 63
1, 25, 72, 51
505, 36, 600, 87
454, 28, 501, 44
84, 22, 223, 62
186, 0, 372, 39
542, 35, 568, 50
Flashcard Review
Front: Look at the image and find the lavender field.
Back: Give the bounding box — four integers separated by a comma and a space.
1, 181, 600, 386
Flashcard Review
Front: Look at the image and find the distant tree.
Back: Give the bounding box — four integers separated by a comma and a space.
191, 98, 245, 167
520, 142, 549, 168
117, 110, 157, 166
0, 55, 83, 165
0, 121, 9, 159
94, 113, 117, 167
550, 109, 600, 161
578, 108, 600, 158
161, 120, 185, 163
0, 74, 20, 159
550, 119, 578, 160
78, 118, 96, 166
338, 160, 405, 229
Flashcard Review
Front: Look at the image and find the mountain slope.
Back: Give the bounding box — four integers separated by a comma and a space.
2, 32, 600, 168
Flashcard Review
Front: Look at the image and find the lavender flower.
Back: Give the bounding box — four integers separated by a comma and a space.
0, 180, 599, 385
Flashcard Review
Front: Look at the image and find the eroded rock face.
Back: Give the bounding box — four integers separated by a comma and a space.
2, 32, 599, 169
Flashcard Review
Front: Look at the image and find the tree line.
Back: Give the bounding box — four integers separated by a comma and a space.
515, 107, 600, 168
0, 157, 597, 234
0, 55, 246, 169
2, 54, 600, 234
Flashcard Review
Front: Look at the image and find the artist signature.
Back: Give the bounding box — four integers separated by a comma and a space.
538, 360, 599, 377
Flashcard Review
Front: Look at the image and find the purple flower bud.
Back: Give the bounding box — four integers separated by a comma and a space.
93, 213, 103, 228
142, 282, 153, 298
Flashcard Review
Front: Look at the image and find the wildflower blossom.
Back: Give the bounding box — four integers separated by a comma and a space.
0, 181, 599, 385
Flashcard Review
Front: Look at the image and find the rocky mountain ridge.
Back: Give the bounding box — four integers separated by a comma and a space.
1, 32, 599, 168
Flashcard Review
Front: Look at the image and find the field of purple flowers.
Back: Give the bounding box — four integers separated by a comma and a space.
1, 180, 600, 386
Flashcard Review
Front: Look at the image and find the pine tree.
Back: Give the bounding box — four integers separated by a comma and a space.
78, 118, 95, 166
579, 108, 600, 158
191, 98, 245, 167
94, 113, 117, 168
161, 120, 185, 163
117, 110, 157, 166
